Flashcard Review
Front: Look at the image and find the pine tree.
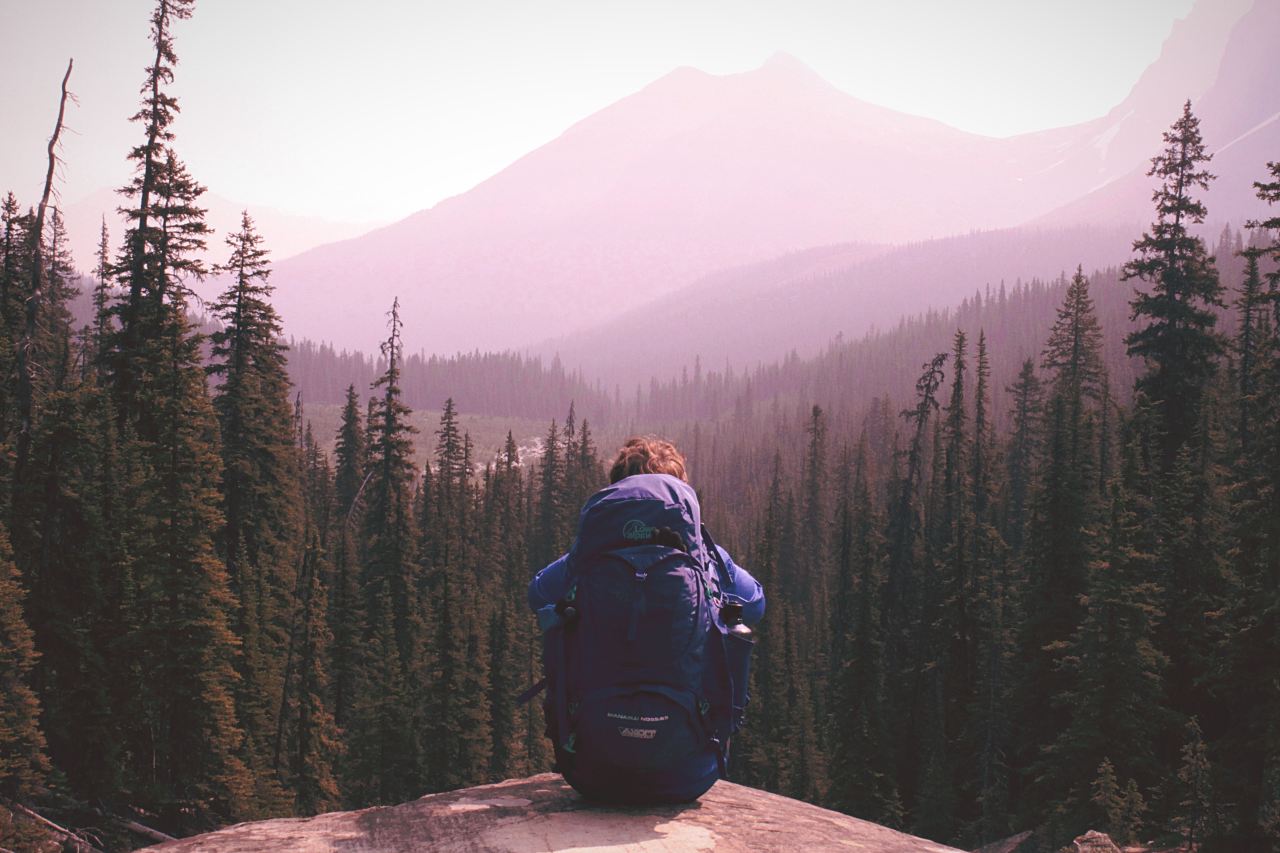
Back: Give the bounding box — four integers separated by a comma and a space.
940, 329, 975, 748
914, 331, 975, 840
16, 326, 122, 800
0, 195, 24, 452
485, 432, 539, 778
420, 399, 493, 792
1043, 268, 1106, 405
208, 211, 302, 810
1002, 359, 1043, 556
93, 218, 113, 361
96, 0, 256, 820
1175, 717, 1214, 848
1038, 470, 1166, 840
280, 432, 342, 814
798, 404, 831, 763
885, 352, 946, 819
1091, 758, 1123, 838
533, 419, 563, 569
1234, 250, 1265, 454
112, 0, 200, 421
1248, 160, 1280, 300
800, 404, 830, 619
1154, 436, 1228, 742
363, 299, 420, 664
1016, 272, 1110, 819
350, 299, 422, 802
738, 455, 788, 791
966, 331, 1015, 845
828, 437, 901, 825
1122, 102, 1224, 464
0, 194, 21, 341
343, 586, 414, 805
136, 308, 256, 817
0, 523, 49, 797
328, 385, 365, 733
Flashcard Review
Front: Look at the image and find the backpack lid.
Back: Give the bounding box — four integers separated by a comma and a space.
568, 474, 710, 572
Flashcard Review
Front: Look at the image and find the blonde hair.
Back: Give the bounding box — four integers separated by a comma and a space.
608, 436, 688, 484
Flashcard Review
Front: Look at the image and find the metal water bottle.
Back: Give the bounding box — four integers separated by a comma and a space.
722, 600, 755, 731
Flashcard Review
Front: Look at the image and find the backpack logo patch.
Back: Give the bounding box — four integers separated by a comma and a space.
618, 726, 658, 739
623, 519, 655, 541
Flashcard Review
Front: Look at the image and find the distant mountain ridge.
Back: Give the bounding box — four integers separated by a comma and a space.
541, 224, 1142, 385
266, 0, 1261, 362
542, 0, 1277, 382
61, 188, 378, 276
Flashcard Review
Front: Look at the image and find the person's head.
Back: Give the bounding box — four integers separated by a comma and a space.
609, 436, 688, 484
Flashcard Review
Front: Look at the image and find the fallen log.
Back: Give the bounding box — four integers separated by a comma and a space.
4, 800, 103, 853
119, 817, 176, 844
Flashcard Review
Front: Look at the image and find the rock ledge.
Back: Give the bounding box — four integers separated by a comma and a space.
146, 773, 966, 852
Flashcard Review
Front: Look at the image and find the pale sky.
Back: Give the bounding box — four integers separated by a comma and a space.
1, 0, 1205, 226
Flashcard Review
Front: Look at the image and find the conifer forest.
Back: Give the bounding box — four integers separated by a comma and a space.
2, 2, 1280, 851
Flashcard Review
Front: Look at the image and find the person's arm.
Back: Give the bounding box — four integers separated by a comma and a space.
528, 553, 570, 612
715, 545, 766, 626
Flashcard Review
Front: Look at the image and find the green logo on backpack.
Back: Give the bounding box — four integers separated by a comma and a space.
623, 519, 655, 541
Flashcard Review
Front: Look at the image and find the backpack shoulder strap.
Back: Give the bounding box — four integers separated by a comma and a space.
700, 523, 734, 590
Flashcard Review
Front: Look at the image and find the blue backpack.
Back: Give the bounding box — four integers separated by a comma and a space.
539, 474, 743, 802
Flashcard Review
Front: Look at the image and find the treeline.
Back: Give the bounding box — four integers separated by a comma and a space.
287, 339, 613, 422
636, 227, 1257, 432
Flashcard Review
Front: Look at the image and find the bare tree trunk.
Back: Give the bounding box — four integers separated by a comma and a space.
13, 58, 72, 483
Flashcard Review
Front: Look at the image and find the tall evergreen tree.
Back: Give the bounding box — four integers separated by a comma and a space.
112, 0, 199, 419
965, 331, 1015, 846
1016, 270, 1110, 822
828, 436, 901, 824
284, 431, 341, 814
1122, 102, 1224, 464
1002, 359, 1043, 556
92, 0, 257, 821
16, 322, 122, 800
1232, 251, 1265, 457
533, 419, 563, 569
421, 401, 493, 792
349, 299, 422, 802
208, 211, 302, 810
1039, 470, 1167, 843
0, 523, 49, 798
885, 352, 946, 820
125, 303, 255, 818
328, 385, 365, 734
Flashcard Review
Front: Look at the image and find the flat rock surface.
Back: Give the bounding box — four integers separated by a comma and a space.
145, 773, 966, 852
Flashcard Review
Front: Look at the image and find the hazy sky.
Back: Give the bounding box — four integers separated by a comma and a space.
1, 0, 1209, 225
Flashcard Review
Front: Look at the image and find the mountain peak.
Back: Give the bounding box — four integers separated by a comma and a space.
755, 50, 825, 82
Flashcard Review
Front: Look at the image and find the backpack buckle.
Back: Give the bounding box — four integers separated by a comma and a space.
555, 583, 580, 626
555, 597, 580, 627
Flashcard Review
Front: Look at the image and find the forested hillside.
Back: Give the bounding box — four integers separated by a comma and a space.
1, 2, 1279, 852
634, 227, 1256, 431
286, 340, 612, 421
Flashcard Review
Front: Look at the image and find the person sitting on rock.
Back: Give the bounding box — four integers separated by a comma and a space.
528, 436, 765, 803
